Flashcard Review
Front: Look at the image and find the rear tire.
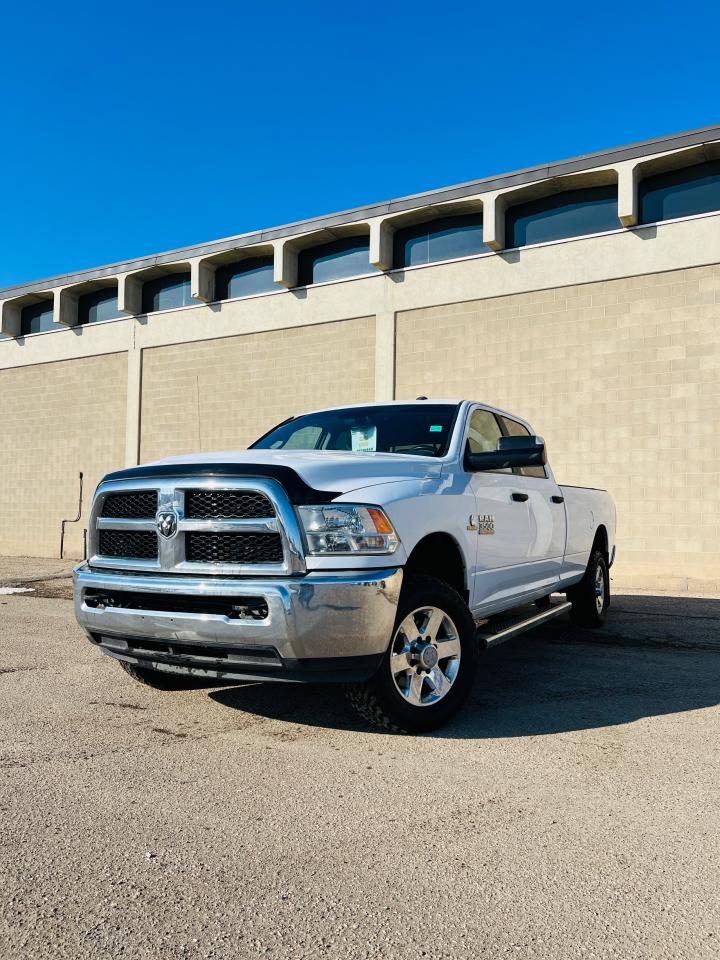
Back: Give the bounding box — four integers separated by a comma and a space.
567, 549, 609, 627
345, 574, 478, 733
118, 660, 204, 690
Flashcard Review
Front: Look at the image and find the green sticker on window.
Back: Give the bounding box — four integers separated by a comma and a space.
429, 425, 443, 432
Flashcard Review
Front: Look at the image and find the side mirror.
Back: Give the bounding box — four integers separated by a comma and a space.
465, 435, 547, 472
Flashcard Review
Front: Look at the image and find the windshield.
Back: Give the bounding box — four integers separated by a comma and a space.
250, 404, 460, 457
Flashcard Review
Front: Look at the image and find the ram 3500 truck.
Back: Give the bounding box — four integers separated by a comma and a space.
74, 400, 616, 732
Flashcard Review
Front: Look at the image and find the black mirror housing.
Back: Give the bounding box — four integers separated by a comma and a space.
465, 435, 547, 472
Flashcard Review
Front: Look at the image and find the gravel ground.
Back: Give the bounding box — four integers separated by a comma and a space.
0, 557, 76, 600
0, 572, 718, 960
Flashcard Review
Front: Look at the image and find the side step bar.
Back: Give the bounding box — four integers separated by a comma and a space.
478, 600, 572, 649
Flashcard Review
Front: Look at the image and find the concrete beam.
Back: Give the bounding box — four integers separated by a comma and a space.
55, 287, 79, 327
0, 299, 22, 337
482, 192, 505, 252
118, 272, 143, 316
191, 257, 216, 303
617, 160, 639, 228
369, 218, 393, 272
274, 239, 298, 289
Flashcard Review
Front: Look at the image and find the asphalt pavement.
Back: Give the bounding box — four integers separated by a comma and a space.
0, 563, 718, 960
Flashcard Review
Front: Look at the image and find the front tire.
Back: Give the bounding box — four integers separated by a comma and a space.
118, 660, 204, 690
567, 549, 609, 627
345, 574, 479, 733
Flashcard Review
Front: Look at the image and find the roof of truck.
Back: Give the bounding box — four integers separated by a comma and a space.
292, 399, 535, 432
300, 400, 464, 414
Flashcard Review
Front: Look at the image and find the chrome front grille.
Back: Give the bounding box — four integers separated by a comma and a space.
101, 491, 158, 519
185, 489, 275, 519
89, 476, 305, 576
98, 530, 158, 560
186, 532, 284, 564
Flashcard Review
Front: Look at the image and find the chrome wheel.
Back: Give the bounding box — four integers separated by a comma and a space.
389, 606, 461, 707
594, 564, 605, 615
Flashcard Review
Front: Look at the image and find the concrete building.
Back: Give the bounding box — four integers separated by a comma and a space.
2, 125, 720, 592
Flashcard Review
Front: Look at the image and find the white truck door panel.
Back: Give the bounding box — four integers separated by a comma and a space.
518, 474, 567, 590
470, 472, 537, 607
496, 415, 567, 595
463, 407, 536, 610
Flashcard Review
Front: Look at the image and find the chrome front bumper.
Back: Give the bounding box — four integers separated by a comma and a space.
73, 564, 403, 683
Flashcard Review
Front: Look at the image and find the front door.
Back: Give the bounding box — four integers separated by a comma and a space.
463, 408, 536, 612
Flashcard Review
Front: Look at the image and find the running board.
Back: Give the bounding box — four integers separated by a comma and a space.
478, 601, 572, 649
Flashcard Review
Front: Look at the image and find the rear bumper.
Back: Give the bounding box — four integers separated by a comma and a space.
73, 564, 403, 683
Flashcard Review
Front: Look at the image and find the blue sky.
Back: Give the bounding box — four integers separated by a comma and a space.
1, 0, 718, 288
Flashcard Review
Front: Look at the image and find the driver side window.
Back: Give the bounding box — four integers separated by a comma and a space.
467, 409, 511, 474
467, 409, 502, 453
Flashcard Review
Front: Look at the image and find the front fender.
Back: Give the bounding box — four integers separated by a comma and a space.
303, 477, 474, 574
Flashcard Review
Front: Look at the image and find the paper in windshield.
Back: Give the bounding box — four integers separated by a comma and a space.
351, 425, 377, 453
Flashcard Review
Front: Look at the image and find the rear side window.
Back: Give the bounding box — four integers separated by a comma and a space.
499, 416, 546, 478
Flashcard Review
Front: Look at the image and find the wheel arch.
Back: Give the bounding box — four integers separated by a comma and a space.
592, 524, 609, 561
403, 532, 468, 602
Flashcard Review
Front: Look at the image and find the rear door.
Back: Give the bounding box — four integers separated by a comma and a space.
497, 414, 567, 593
464, 408, 537, 610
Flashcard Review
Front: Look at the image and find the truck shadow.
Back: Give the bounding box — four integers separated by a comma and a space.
209, 595, 720, 739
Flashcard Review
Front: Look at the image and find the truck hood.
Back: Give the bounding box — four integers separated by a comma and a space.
144, 448, 443, 496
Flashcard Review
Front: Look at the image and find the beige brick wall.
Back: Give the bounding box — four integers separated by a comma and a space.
3, 265, 719, 591
140, 317, 376, 461
0, 353, 127, 558
396, 264, 720, 590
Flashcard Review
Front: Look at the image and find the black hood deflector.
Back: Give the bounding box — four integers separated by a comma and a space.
102, 463, 340, 505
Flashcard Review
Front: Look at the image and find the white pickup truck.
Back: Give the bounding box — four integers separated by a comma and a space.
74, 400, 616, 732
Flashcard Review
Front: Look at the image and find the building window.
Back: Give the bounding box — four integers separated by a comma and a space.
20, 300, 55, 335
141, 272, 194, 313
78, 288, 121, 325
505, 185, 620, 249
215, 257, 275, 300
393, 213, 487, 268
297, 237, 375, 286
639, 160, 720, 225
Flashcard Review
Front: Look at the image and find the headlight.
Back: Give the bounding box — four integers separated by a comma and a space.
298, 504, 400, 555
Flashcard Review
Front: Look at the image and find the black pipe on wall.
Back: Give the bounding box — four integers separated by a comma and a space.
60, 472, 84, 560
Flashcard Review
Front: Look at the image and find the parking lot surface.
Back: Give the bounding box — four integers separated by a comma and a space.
0, 564, 718, 960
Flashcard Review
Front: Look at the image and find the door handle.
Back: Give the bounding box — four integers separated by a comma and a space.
511, 492, 529, 502
551, 495, 565, 504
